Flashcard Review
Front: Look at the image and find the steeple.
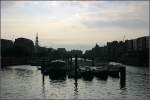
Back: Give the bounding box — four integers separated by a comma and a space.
35, 32, 39, 47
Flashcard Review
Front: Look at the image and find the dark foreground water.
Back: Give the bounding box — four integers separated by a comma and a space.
0, 64, 149, 100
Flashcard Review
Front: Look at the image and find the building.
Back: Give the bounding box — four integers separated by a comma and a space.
69, 50, 83, 57
137, 37, 143, 51
1, 39, 13, 50
146, 36, 149, 50
133, 39, 138, 51
57, 48, 66, 53
136, 36, 148, 51
125, 40, 133, 51
1, 39, 13, 57
125, 36, 149, 52
13, 38, 34, 56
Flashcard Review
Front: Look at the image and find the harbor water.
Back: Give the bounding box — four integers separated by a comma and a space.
0, 64, 149, 99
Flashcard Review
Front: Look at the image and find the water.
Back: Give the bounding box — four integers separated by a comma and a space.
0, 65, 149, 99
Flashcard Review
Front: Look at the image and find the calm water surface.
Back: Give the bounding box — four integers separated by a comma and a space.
0, 64, 149, 99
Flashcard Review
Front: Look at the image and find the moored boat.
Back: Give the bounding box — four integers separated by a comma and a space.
41, 60, 66, 75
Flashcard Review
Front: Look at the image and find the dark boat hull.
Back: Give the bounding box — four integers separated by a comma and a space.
41, 60, 66, 75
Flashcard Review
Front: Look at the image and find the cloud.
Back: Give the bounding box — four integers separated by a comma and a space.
79, 1, 149, 30
81, 16, 148, 30
1, 1, 149, 50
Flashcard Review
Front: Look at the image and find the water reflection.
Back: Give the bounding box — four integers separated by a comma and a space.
120, 78, 126, 89
109, 72, 120, 78
74, 78, 78, 99
1, 65, 149, 99
42, 74, 45, 85
49, 71, 66, 81
82, 73, 94, 81
95, 74, 108, 81
41, 67, 126, 91
120, 68, 126, 89
94, 71, 109, 81
42, 75, 46, 99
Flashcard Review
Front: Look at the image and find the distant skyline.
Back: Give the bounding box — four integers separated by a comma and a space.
1, 1, 149, 51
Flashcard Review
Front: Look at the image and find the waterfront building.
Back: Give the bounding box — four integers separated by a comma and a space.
125, 40, 133, 51
133, 39, 138, 51
69, 50, 83, 57
146, 36, 149, 50
57, 48, 67, 53
13, 38, 34, 57
137, 36, 147, 51
1, 39, 13, 57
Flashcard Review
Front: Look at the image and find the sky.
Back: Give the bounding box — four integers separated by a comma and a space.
1, 1, 149, 51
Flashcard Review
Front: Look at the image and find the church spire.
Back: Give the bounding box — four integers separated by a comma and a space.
35, 32, 39, 47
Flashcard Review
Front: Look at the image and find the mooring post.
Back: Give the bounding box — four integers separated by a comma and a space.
42, 59, 45, 84
41, 60, 45, 73
120, 67, 126, 89
75, 54, 78, 78
75, 54, 78, 68
42, 73, 45, 84
70, 56, 72, 65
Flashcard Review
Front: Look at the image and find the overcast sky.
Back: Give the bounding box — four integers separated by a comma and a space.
1, 1, 149, 51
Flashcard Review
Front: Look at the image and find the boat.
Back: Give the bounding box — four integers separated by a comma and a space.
50, 60, 66, 69
79, 66, 94, 81
41, 60, 66, 75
